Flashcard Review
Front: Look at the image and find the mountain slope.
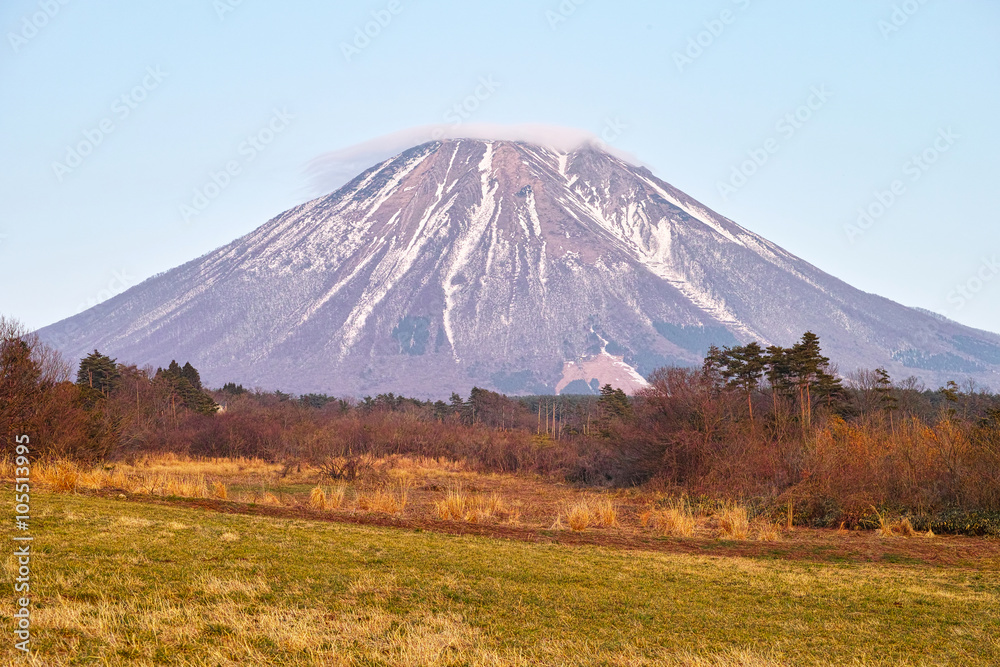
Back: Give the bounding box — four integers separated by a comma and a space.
39, 139, 1000, 395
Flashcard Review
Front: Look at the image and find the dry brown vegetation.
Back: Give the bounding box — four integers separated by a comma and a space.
5, 316, 1000, 538
21, 452, 1000, 570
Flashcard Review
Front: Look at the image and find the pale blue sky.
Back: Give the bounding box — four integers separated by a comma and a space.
2, 1, 999, 333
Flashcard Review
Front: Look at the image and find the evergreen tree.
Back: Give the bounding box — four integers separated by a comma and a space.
939, 380, 960, 418
155, 360, 217, 415
76, 350, 121, 397
764, 345, 795, 397
764, 344, 795, 419
449, 392, 466, 421
873, 367, 897, 412
787, 332, 839, 428
702, 345, 725, 392
720, 342, 766, 422
180, 362, 202, 391
598, 384, 631, 420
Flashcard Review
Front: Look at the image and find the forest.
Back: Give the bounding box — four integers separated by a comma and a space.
3, 316, 999, 533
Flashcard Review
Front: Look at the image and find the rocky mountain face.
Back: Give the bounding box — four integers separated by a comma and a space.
39, 138, 1000, 396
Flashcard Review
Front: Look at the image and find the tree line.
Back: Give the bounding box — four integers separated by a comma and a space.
3, 316, 999, 532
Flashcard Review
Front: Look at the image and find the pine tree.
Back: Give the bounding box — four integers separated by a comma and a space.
787, 332, 838, 429
155, 360, 217, 415
720, 342, 766, 422
180, 362, 202, 391
764, 344, 795, 419
221, 382, 246, 395
702, 345, 725, 392
76, 350, 121, 397
598, 384, 631, 421
939, 380, 960, 419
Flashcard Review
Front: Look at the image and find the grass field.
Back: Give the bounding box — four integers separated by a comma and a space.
3, 488, 999, 666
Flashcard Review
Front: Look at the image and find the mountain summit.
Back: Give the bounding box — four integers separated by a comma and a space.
40, 138, 1000, 395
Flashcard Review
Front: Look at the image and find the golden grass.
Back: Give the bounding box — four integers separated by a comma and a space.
564, 496, 618, 532
13, 455, 965, 545
754, 521, 782, 542
435, 489, 507, 523
50, 462, 81, 492
717, 504, 750, 541
26, 490, 999, 666
590, 497, 618, 527
874, 509, 919, 539
642, 499, 697, 538
309, 486, 327, 510
309, 484, 348, 511
260, 492, 283, 506
327, 484, 346, 510
357, 484, 408, 515
435, 489, 468, 521
566, 500, 592, 532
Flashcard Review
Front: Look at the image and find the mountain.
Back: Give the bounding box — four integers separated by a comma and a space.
39, 138, 1000, 396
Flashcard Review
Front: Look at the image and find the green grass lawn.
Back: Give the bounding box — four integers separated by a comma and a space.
4, 490, 999, 666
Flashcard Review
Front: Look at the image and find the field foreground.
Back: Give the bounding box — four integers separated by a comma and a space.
3, 488, 1000, 666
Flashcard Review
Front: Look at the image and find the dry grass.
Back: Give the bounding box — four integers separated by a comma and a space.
642, 498, 698, 538
48, 462, 81, 492
563, 496, 618, 532
327, 484, 346, 510
435, 489, 468, 521
15, 454, 969, 545
567, 501, 591, 532
589, 497, 618, 527
435, 489, 507, 523
717, 504, 750, 541
18, 489, 999, 666
309, 486, 327, 510
357, 484, 409, 515
260, 492, 283, 506
874, 510, 919, 539
754, 521, 782, 542
309, 485, 349, 511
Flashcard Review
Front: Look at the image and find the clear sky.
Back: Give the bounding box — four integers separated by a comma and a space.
2, 1, 998, 333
